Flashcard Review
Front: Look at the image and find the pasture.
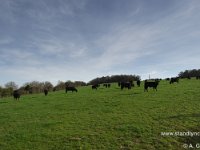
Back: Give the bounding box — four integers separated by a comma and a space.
0, 79, 200, 149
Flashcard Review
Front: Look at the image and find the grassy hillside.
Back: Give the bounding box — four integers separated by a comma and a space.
0, 79, 200, 149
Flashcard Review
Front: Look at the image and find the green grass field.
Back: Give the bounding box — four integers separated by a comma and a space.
0, 79, 200, 150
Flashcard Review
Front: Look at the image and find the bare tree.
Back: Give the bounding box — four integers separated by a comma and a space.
5, 81, 18, 90
44, 81, 53, 91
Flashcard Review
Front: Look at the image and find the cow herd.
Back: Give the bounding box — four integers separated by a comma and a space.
12, 77, 199, 100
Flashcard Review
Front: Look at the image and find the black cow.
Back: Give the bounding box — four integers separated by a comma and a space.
144, 80, 159, 92
170, 77, 179, 84
137, 80, 141, 87
103, 83, 108, 88
44, 89, 48, 96
92, 85, 97, 90
107, 83, 111, 88
103, 83, 111, 88
165, 78, 170, 81
66, 86, 78, 93
92, 84, 99, 90
53, 87, 56, 92
129, 81, 134, 87
121, 82, 132, 90
13, 90, 20, 100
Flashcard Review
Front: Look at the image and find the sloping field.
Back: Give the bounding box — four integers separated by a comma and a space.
0, 79, 200, 149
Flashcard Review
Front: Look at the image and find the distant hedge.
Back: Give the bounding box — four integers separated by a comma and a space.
88, 75, 140, 85
178, 69, 200, 78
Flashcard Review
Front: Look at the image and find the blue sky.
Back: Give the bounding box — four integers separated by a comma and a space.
0, 0, 200, 86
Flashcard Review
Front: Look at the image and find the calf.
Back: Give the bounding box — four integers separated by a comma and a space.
66, 86, 78, 93
13, 90, 20, 100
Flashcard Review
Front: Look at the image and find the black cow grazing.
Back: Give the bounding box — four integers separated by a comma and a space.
103, 83, 111, 88
53, 87, 56, 92
44, 89, 48, 96
103, 84, 108, 88
13, 90, 20, 100
92, 84, 99, 90
121, 82, 132, 90
129, 81, 135, 87
107, 83, 111, 88
170, 77, 179, 84
92, 85, 97, 90
144, 80, 159, 92
66, 86, 78, 93
137, 80, 141, 87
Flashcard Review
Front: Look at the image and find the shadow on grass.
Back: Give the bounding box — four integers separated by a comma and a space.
168, 113, 200, 119
178, 126, 200, 146
0, 101, 8, 104
119, 92, 141, 96
165, 113, 200, 145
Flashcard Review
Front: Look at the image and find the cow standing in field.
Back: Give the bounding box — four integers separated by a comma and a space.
170, 77, 179, 84
44, 89, 48, 96
129, 81, 135, 87
103, 83, 111, 88
121, 82, 132, 90
103, 84, 108, 88
144, 80, 159, 92
13, 90, 20, 100
66, 86, 78, 93
92, 84, 99, 90
137, 80, 141, 87
92, 85, 97, 90
107, 83, 111, 88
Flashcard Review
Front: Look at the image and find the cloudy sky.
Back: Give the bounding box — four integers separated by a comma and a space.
0, 0, 200, 86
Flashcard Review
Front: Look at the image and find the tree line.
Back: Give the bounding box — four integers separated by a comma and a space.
0, 80, 87, 98
87, 74, 141, 85
178, 69, 200, 78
